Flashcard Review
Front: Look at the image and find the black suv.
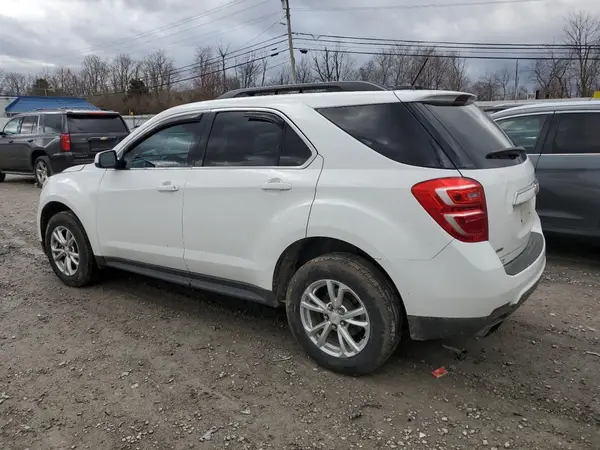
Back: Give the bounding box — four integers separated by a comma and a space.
0, 110, 129, 186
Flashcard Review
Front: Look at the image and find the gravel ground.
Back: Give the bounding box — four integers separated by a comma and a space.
1, 175, 599, 450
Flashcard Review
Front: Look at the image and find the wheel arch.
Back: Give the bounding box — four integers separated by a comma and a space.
272, 236, 407, 323
39, 196, 100, 255
40, 201, 73, 246
30, 149, 48, 169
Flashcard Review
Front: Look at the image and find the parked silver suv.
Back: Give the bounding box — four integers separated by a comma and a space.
492, 101, 600, 238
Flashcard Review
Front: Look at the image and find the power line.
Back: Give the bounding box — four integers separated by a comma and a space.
104, 13, 281, 58
100, 53, 286, 95
292, 37, 587, 58
164, 37, 287, 79
52, 0, 258, 61
291, 0, 548, 11
292, 31, 600, 50
86, 1, 273, 57
233, 15, 285, 50
295, 46, 600, 61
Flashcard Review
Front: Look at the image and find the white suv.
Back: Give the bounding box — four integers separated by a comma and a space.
37, 82, 546, 375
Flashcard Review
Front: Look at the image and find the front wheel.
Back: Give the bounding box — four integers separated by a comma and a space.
33, 155, 52, 187
44, 211, 99, 287
286, 253, 402, 375
0, 172, 5, 183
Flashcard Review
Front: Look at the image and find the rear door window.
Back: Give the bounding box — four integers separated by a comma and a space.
20, 116, 38, 135
496, 114, 549, 153
552, 112, 600, 154
67, 114, 128, 133
421, 103, 525, 168
202, 111, 283, 167
317, 103, 451, 168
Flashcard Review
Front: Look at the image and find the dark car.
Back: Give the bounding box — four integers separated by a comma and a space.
0, 109, 129, 186
492, 100, 600, 238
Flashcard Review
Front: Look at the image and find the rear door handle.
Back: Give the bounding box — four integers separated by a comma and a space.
26, 139, 33, 143
156, 182, 179, 192
261, 179, 292, 191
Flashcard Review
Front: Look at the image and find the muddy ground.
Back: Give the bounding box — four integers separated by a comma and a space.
0, 175, 599, 450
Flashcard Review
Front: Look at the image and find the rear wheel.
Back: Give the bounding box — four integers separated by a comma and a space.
0, 172, 5, 183
33, 155, 52, 187
44, 211, 99, 287
286, 253, 402, 375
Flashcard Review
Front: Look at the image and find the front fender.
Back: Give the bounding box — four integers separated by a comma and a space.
37, 169, 104, 254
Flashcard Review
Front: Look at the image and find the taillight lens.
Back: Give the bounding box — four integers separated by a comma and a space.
411, 177, 488, 243
60, 133, 71, 152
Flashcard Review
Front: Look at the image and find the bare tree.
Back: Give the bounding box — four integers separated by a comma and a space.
496, 66, 513, 100
191, 46, 221, 100
217, 43, 230, 93
445, 54, 470, 91
50, 67, 82, 96
110, 54, 136, 93
563, 11, 600, 97
470, 73, 501, 101
0, 68, 5, 94
3, 72, 29, 95
142, 50, 178, 93
311, 47, 355, 82
79, 55, 110, 95
269, 64, 292, 85
530, 49, 572, 98
235, 53, 262, 88
295, 57, 312, 83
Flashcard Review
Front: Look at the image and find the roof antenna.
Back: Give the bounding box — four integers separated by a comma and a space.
411, 57, 429, 87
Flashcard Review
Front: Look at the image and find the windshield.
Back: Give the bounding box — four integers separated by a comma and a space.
67, 115, 127, 133
423, 103, 524, 168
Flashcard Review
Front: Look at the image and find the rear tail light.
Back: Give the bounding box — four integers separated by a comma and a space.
60, 133, 71, 152
411, 177, 488, 243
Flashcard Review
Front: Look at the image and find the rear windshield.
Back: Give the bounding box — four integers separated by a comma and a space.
67, 115, 128, 133
422, 103, 524, 168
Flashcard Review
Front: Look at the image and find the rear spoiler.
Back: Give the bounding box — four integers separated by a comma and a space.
65, 110, 121, 116
416, 93, 477, 106
393, 90, 477, 106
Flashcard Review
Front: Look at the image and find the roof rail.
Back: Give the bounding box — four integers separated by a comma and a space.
218, 81, 388, 99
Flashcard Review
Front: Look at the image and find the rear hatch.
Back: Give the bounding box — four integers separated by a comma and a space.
409, 94, 538, 265
66, 112, 129, 160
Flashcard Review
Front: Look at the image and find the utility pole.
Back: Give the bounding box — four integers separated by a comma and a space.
281, 0, 297, 84
514, 59, 519, 101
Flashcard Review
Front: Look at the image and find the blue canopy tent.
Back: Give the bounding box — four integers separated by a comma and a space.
4, 96, 99, 117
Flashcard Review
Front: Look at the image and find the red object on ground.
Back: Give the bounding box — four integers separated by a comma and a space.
431, 367, 449, 378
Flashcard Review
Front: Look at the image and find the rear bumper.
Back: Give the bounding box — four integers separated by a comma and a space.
49, 153, 93, 173
382, 221, 546, 341
407, 276, 541, 340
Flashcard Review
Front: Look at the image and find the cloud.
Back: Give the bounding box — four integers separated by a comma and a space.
1, 0, 599, 82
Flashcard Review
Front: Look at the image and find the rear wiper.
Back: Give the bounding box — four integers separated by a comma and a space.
485, 146, 526, 160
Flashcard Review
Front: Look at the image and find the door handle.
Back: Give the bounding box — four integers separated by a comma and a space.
27, 139, 34, 143
261, 179, 292, 191
156, 182, 179, 192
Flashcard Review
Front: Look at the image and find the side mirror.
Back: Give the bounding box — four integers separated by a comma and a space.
95, 150, 119, 169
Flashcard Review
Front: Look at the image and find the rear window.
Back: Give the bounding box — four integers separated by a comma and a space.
67, 114, 127, 133
317, 103, 453, 169
422, 103, 524, 168
42, 114, 63, 133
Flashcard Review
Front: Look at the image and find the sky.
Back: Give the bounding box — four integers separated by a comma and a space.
1, 0, 599, 84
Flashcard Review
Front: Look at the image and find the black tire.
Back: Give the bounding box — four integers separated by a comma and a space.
33, 155, 52, 187
286, 253, 402, 375
0, 172, 5, 183
44, 211, 100, 287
